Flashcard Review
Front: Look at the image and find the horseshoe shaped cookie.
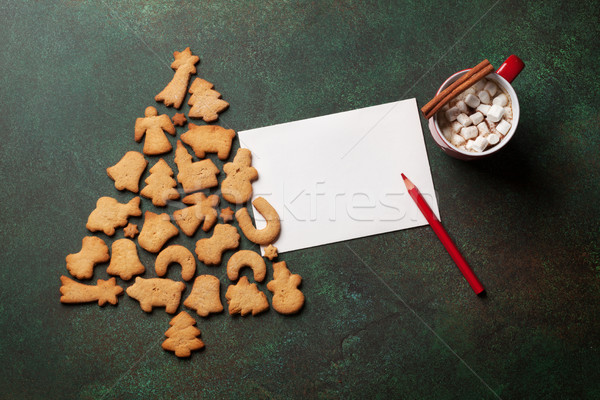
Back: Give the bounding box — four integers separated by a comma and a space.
226, 250, 266, 283
235, 197, 280, 245
155, 245, 197, 281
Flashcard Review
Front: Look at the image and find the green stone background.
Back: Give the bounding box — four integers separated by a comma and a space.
1, 0, 599, 399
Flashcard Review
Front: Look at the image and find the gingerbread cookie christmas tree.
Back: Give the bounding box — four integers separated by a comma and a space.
161, 311, 205, 358
187, 78, 229, 122
140, 159, 180, 207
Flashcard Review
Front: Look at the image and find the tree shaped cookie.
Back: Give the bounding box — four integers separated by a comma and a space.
155, 47, 200, 109
172, 192, 219, 236
86, 196, 142, 236
106, 151, 148, 193
126, 277, 186, 314
225, 276, 269, 316
236, 197, 281, 245
65, 236, 110, 280
138, 211, 179, 253
161, 311, 205, 358
195, 224, 240, 265
266, 261, 304, 315
187, 78, 229, 122
221, 148, 258, 204
140, 158, 180, 207
134, 106, 176, 155
180, 124, 236, 160
60, 276, 124, 306
183, 275, 224, 317
174, 141, 220, 193
106, 239, 145, 280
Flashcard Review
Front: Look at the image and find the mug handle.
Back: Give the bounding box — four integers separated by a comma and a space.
496, 55, 525, 83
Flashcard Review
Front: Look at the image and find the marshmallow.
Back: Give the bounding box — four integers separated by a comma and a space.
450, 134, 466, 147
451, 121, 463, 134
493, 93, 508, 107
504, 106, 513, 119
456, 101, 468, 114
464, 93, 480, 108
460, 126, 478, 140
441, 103, 450, 112
466, 136, 488, 152
478, 90, 492, 105
483, 81, 498, 96
464, 87, 477, 96
445, 106, 460, 122
457, 113, 472, 127
472, 79, 486, 91
496, 119, 512, 135
487, 133, 500, 145
476, 104, 491, 115
470, 111, 484, 125
476, 122, 490, 136
486, 104, 505, 123
474, 136, 489, 152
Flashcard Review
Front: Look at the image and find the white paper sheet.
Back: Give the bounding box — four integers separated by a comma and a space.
238, 98, 439, 254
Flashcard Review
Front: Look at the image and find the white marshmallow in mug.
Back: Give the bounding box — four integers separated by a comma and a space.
472, 79, 486, 91
465, 136, 488, 153
445, 106, 460, 121
487, 133, 501, 146
450, 134, 466, 147
476, 104, 491, 115
476, 121, 490, 136
504, 106, 513, 119
460, 126, 478, 140
456, 113, 472, 127
496, 119, 512, 135
483, 81, 498, 96
493, 93, 508, 107
456, 100, 468, 114
478, 90, 492, 105
464, 93, 480, 108
451, 121, 463, 134
470, 111, 484, 125
486, 104, 505, 123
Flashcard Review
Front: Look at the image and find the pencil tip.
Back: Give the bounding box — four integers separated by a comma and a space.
401, 173, 407, 180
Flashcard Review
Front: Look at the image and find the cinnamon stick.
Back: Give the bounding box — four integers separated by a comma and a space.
421, 60, 494, 120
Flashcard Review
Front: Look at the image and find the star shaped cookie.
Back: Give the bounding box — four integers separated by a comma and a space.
220, 207, 234, 223
263, 244, 278, 260
123, 223, 139, 238
172, 113, 187, 126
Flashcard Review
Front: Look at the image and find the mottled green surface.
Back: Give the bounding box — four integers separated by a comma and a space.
1, 1, 599, 399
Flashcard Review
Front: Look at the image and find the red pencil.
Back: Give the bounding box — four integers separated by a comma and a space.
402, 173, 485, 295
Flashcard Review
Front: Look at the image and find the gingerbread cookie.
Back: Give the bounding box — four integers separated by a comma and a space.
138, 211, 179, 253
187, 78, 229, 122
172, 113, 187, 126
183, 275, 224, 317
172, 193, 219, 236
225, 276, 269, 316
134, 106, 176, 155
155, 245, 196, 281
155, 47, 200, 109
226, 250, 267, 283
221, 148, 258, 204
106, 151, 148, 193
174, 140, 220, 193
140, 158, 180, 207
220, 207, 234, 223
126, 277, 186, 314
60, 276, 124, 306
162, 311, 205, 358
106, 239, 145, 280
267, 261, 304, 315
236, 197, 281, 245
180, 124, 236, 160
66, 236, 110, 280
263, 244, 278, 260
195, 224, 240, 265
123, 223, 139, 238
86, 196, 142, 236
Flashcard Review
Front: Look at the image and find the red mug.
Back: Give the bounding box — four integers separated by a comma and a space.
428, 55, 525, 160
